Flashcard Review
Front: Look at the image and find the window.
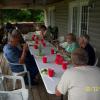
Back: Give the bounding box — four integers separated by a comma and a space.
72, 6, 78, 35
80, 5, 89, 35
69, 1, 89, 36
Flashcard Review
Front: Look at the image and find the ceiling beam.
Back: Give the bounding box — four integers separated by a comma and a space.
0, 0, 63, 9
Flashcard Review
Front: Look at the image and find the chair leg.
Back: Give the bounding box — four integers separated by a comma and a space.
27, 72, 31, 89
13, 78, 16, 90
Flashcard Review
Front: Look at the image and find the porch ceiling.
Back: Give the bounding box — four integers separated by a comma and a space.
0, 0, 63, 9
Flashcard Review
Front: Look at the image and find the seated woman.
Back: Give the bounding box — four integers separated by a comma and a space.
33, 25, 54, 42
3, 29, 38, 85
33, 25, 47, 39
79, 34, 96, 65
58, 33, 79, 59
39, 25, 47, 38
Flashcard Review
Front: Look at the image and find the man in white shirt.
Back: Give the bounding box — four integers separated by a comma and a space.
55, 48, 100, 100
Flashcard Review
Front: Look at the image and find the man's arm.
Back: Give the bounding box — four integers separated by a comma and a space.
55, 87, 62, 96
19, 44, 28, 64
55, 71, 70, 96
19, 49, 26, 64
62, 49, 71, 57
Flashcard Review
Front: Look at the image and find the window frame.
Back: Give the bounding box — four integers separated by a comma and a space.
68, 0, 89, 36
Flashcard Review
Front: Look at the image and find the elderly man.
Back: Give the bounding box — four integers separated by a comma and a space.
3, 29, 38, 85
55, 48, 100, 100
79, 34, 96, 65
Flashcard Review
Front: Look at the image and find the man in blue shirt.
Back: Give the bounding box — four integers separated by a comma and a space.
3, 29, 38, 85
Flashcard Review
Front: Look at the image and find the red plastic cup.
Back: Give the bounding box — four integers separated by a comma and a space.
51, 48, 54, 54
41, 39, 44, 43
62, 62, 68, 70
42, 42, 46, 47
55, 54, 61, 64
55, 60, 59, 64
42, 56, 47, 63
32, 35, 35, 40
35, 37, 39, 40
35, 40, 38, 44
33, 45, 38, 49
56, 54, 61, 59
48, 68, 54, 77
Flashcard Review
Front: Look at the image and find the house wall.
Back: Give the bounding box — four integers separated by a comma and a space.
45, 0, 74, 36
88, 0, 100, 66
54, 1, 69, 36
45, 0, 100, 65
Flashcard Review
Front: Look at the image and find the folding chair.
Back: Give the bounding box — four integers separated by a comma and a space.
0, 75, 28, 100
3, 54, 31, 89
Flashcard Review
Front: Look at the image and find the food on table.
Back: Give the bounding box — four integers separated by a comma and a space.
41, 68, 55, 77
41, 68, 48, 75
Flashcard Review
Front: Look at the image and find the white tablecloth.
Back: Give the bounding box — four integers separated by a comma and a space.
28, 41, 65, 94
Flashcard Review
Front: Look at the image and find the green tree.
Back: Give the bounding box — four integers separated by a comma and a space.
0, 9, 44, 23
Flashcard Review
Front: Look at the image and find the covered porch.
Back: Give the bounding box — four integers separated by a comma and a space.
0, 0, 100, 100
0, 0, 99, 65
43, 0, 100, 65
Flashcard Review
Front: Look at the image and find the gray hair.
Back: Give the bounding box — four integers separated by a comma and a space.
71, 48, 88, 65
80, 34, 90, 43
8, 29, 20, 41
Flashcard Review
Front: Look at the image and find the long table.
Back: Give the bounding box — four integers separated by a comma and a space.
27, 40, 65, 94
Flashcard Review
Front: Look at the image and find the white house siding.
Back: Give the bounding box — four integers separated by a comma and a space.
54, 1, 69, 36
44, 8, 48, 27
44, 0, 100, 65
88, 0, 100, 65
45, 0, 74, 36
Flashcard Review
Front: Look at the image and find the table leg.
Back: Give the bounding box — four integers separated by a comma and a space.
61, 95, 63, 100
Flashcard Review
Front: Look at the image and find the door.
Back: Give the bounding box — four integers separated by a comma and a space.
68, 1, 80, 36
48, 6, 55, 27
68, 0, 89, 36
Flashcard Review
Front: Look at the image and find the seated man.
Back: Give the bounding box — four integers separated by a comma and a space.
3, 30, 38, 85
79, 34, 96, 65
56, 48, 100, 100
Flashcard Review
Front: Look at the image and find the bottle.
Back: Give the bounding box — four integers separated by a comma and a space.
38, 44, 42, 56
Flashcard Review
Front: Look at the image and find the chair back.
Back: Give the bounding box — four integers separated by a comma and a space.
93, 47, 98, 66
0, 75, 28, 100
3, 53, 10, 64
3, 53, 27, 72
0, 89, 28, 100
58, 36, 64, 43
94, 58, 98, 66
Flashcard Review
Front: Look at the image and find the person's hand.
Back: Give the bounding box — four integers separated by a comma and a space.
62, 49, 66, 54
64, 51, 71, 57
23, 43, 28, 52
53, 41, 58, 46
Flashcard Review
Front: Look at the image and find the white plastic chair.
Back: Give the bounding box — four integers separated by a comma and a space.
52, 36, 64, 44
3, 54, 31, 89
93, 47, 98, 66
24, 32, 33, 41
0, 75, 28, 100
0, 53, 4, 71
94, 57, 98, 66
0, 65, 2, 74
58, 36, 64, 43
